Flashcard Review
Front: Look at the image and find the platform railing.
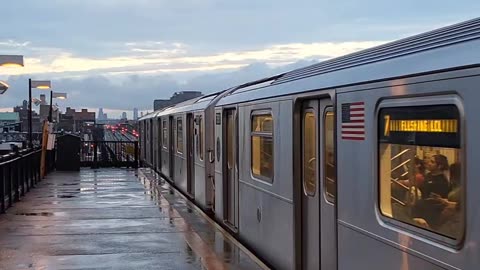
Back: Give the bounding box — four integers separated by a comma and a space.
81, 140, 138, 168
0, 132, 43, 147
0, 148, 52, 213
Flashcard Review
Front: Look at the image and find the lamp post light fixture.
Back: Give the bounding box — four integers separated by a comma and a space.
0, 81, 9, 94
49, 92, 67, 122
0, 55, 24, 67
31, 98, 42, 106
28, 79, 51, 148
0, 55, 24, 94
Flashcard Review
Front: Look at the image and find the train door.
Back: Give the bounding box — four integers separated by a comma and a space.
224, 108, 238, 230
300, 98, 337, 270
169, 116, 174, 179
186, 113, 195, 196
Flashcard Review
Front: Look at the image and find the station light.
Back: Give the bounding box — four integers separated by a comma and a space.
49, 91, 67, 122
0, 55, 24, 95
28, 79, 52, 148
0, 81, 9, 94
52, 92, 67, 99
31, 80, 51, 89
0, 55, 24, 67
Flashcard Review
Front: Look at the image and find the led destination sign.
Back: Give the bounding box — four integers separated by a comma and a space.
379, 105, 460, 148
384, 117, 457, 135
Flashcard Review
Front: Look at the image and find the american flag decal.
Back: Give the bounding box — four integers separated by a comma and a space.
341, 102, 365, 140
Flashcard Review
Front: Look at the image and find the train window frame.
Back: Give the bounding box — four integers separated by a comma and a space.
176, 117, 184, 154
162, 118, 168, 149
323, 107, 336, 204
376, 96, 465, 247
250, 110, 274, 183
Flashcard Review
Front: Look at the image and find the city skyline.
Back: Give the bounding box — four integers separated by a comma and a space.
1, 104, 150, 119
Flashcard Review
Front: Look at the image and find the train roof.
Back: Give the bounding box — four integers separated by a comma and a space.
152, 74, 285, 117
217, 17, 480, 106
138, 111, 157, 121
154, 92, 220, 117
139, 92, 220, 121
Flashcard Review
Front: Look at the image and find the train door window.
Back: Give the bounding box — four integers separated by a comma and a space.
162, 119, 167, 149
378, 105, 463, 241
303, 110, 316, 196
324, 109, 336, 202
251, 111, 274, 182
197, 116, 204, 161
176, 117, 183, 154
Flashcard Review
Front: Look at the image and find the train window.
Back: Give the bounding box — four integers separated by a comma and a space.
378, 105, 463, 241
303, 110, 316, 196
324, 109, 336, 202
197, 116, 204, 161
251, 112, 274, 182
176, 117, 183, 154
162, 119, 167, 148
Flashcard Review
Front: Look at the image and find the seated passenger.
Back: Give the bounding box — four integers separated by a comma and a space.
419, 154, 450, 198
414, 157, 426, 186
435, 163, 462, 239
446, 162, 461, 203
412, 154, 450, 228
398, 157, 425, 187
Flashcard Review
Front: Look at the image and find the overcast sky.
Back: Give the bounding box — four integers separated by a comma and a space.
0, 1, 478, 118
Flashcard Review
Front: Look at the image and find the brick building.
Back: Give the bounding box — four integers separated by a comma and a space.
57, 107, 95, 133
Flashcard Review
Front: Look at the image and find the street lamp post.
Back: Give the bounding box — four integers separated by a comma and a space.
49, 90, 52, 122
49, 91, 67, 122
28, 79, 51, 148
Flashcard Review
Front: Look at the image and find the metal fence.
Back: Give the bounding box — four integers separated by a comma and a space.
0, 148, 54, 213
0, 131, 100, 150
0, 132, 43, 147
81, 141, 138, 168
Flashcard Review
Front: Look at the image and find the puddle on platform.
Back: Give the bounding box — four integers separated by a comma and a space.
57, 195, 77, 198
15, 212, 55, 217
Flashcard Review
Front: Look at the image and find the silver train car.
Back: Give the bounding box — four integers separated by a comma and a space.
139, 18, 480, 269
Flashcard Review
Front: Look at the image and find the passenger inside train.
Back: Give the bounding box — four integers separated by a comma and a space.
412, 154, 451, 228
379, 105, 463, 240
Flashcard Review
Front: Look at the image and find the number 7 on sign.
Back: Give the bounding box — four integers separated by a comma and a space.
384, 115, 391, 137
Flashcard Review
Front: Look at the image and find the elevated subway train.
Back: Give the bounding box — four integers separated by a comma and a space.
139, 18, 480, 270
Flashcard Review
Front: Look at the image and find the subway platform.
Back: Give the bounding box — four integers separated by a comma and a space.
0, 168, 268, 270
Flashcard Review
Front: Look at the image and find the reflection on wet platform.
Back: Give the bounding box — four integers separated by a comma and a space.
0, 168, 267, 270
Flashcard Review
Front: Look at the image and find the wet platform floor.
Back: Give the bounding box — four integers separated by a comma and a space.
0, 168, 267, 270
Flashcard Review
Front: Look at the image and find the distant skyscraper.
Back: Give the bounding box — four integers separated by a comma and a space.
121, 112, 127, 120
133, 108, 139, 121
98, 108, 105, 120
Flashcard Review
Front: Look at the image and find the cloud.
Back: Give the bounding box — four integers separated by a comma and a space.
2, 1, 477, 56
1, 0, 478, 118
0, 59, 320, 118
0, 39, 387, 118
0, 40, 30, 48
1, 40, 387, 78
